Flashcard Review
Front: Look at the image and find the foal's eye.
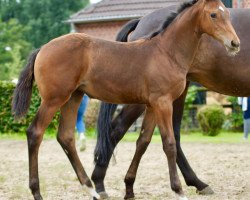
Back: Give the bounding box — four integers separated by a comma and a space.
210, 13, 217, 19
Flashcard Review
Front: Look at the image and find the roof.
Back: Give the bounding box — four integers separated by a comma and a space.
68, 0, 181, 24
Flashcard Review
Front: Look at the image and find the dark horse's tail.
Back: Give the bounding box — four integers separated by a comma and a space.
94, 19, 140, 166
12, 48, 40, 119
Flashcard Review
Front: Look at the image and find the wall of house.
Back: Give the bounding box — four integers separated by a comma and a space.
74, 20, 128, 41
233, 0, 250, 8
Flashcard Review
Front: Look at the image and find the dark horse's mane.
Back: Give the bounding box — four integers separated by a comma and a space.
150, 0, 198, 38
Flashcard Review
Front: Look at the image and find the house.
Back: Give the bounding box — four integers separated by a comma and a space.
67, 0, 181, 41
68, 0, 249, 40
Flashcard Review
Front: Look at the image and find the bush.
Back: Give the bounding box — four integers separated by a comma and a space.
182, 85, 198, 133
85, 100, 100, 129
0, 81, 59, 133
226, 96, 243, 131
197, 105, 225, 136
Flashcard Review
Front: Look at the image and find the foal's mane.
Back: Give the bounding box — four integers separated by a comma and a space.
150, 0, 198, 38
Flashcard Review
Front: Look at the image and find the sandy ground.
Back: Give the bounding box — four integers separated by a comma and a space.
0, 139, 249, 200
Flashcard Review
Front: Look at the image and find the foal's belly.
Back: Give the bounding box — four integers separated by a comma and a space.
81, 80, 148, 105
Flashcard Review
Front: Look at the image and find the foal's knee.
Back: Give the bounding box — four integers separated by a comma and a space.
56, 132, 74, 147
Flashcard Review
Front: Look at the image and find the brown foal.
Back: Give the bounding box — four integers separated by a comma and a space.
12, 0, 239, 199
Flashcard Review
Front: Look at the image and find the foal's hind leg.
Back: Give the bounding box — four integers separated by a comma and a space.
27, 101, 60, 200
124, 107, 156, 199
57, 91, 100, 199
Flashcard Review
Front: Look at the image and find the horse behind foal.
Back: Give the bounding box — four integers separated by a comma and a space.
12, 0, 239, 199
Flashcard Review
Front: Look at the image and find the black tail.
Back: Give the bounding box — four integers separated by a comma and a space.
116, 19, 140, 42
94, 103, 118, 166
94, 19, 140, 166
12, 48, 40, 119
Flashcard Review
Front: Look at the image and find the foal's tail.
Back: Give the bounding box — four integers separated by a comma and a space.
94, 19, 140, 166
12, 48, 40, 119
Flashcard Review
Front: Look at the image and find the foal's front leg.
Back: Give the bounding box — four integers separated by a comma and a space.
124, 107, 156, 199
154, 97, 188, 200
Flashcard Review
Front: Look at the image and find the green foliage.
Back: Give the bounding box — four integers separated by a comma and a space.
197, 105, 225, 136
182, 86, 198, 133
0, 19, 32, 80
1, 0, 89, 48
0, 0, 89, 80
85, 100, 100, 129
226, 96, 243, 130
0, 81, 59, 133
185, 86, 198, 109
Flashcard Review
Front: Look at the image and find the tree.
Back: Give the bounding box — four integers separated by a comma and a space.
1, 0, 90, 47
0, 0, 89, 80
0, 19, 31, 80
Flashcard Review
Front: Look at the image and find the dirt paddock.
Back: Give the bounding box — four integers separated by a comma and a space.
0, 139, 249, 200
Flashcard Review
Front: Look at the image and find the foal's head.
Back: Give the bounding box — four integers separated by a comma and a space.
197, 0, 240, 55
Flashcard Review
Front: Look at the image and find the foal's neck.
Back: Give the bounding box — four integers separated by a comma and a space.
157, 6, 201, 72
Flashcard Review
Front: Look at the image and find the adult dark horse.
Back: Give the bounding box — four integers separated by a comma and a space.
12, 0, 239, 199
92, 5, 249, 200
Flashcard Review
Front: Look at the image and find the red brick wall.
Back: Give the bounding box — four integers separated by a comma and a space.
233, 0, 250, 8
74, 21, 128, 41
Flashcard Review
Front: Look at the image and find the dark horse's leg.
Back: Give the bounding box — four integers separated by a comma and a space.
92, 84, 213, 197
173, 84, 213, 194
57, 91, 100, 199
124, 107, 156, 199
91, 104, 146, 198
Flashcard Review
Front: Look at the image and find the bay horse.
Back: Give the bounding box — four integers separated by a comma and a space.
12, 0, 239, 199
93, 5, 250, 200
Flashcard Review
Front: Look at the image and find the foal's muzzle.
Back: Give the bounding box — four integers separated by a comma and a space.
225, 39, 240, 56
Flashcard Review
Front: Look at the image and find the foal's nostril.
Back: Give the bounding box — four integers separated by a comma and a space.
231, 40, 240, 48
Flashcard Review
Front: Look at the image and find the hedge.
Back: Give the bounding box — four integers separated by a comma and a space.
0, 81, 59, 133
0, 81, 100, 134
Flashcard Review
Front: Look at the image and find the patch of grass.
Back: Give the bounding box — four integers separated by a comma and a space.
0, 175, 6, 183
122, 131, 248, 144
9, 185, 30, 200
1, 129, 248, 144
0, 128, 97, 141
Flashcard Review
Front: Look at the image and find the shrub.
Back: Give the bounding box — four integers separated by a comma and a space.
226, 96, 243, 131
0, 81, 59, 133
197, 105, 225, 136
182, 85, 198, 133
85, 100, 100, 129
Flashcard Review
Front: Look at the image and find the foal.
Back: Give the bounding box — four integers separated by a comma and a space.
12, 0, 239, 199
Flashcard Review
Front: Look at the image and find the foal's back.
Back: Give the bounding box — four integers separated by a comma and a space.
34, 33, 155, 104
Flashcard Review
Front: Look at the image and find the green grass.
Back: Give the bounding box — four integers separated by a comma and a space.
122, 131, 248, 144
0, 129, 248, 144
0, 127, 97, 140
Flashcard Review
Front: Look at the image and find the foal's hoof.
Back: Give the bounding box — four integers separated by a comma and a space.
34, 193, 43, 200
196, 186, 214, 195
98, 191, 109, 199
124, 193, 135, 200
124, 197, 135, 200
